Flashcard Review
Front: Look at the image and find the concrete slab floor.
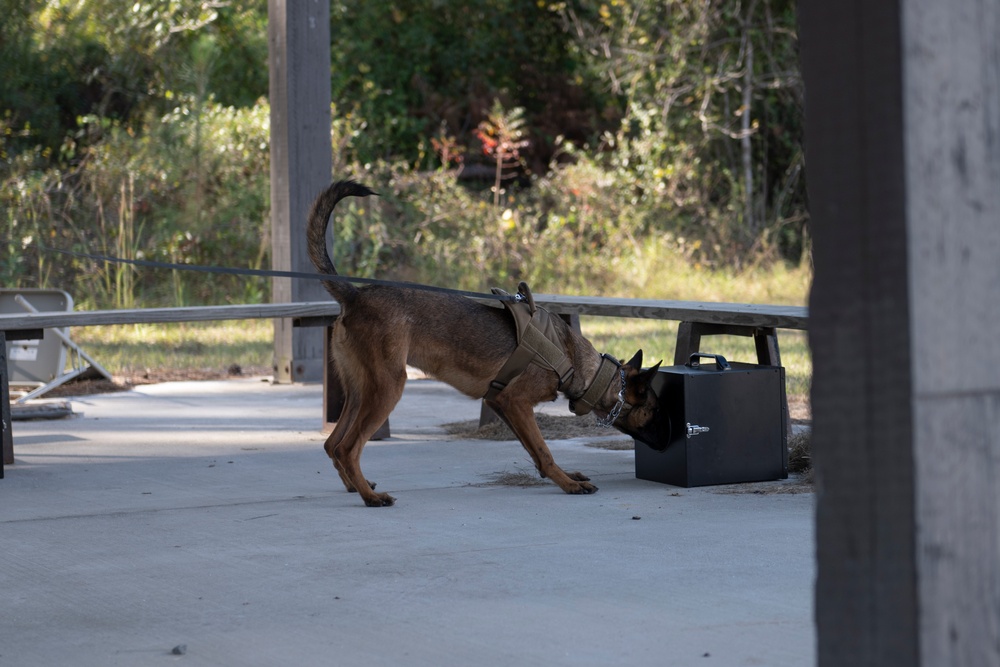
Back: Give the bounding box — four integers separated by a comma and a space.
1, 378, 815, 666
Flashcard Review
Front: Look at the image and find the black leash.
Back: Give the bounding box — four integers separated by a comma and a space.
43, 247, 517, 303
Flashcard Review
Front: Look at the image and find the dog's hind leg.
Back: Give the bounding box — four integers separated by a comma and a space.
332, 369, 407, 507
323, 390, 366, 493
487, 397, 598, 495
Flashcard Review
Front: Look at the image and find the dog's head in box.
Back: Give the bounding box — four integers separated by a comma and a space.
586, 350, 673, 450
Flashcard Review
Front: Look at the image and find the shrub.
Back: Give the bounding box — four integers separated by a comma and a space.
2, 99, 271, 307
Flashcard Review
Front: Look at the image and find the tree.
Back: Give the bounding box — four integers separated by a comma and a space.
556, 0, 806, 262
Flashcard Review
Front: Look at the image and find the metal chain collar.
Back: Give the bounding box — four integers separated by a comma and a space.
594, 366, 628, 428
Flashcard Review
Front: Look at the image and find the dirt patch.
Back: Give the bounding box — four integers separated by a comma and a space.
585, 439, 635, 450
787, 431, 812, 476
22, 365, 272, 398
20, 379, 132, 398
709, 474, 813, 495
473, 471, 551, 488
443, 413, 615, 441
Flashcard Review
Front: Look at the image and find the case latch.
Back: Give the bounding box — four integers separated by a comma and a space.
686, 423, 711, 438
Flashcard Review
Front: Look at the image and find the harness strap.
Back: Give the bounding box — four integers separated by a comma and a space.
572, 354, 621, 416
484, 282, 575, 402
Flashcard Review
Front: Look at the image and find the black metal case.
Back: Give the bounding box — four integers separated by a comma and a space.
635, 353, 788, 487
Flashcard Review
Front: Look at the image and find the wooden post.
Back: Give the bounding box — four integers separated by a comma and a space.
801, 0, 1000, 664
1, 331, 12, 473
268, 0, 331, 382
0, 328, 44, 469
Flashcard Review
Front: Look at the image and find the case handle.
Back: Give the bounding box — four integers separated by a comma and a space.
686, 352, 731, 371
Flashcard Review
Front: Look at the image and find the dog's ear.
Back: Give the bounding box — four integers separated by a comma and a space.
624, 359, 662, 405
630, 361, 661, 390
624, 349, 643, 369
639, 361, 662, 385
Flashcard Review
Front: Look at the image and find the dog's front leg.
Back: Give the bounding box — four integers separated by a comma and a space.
488, 398, 597, 495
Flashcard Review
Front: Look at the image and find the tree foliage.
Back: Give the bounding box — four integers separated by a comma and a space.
2, 0, 807, 307
328, 0, 614, 172
553, 0, 806, 262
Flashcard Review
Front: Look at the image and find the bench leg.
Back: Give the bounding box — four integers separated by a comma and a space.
673, 321, 703, 365
478, 399, 501, 428
753, 327, 782, 367
323, 325, 390, 439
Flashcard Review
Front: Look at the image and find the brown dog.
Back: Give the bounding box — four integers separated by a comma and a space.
307, 180, 664, 506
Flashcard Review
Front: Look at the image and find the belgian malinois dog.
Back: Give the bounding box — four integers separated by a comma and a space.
308, 180, 665, 506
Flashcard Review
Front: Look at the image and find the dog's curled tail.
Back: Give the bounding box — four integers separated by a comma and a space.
306, 179, 376, 304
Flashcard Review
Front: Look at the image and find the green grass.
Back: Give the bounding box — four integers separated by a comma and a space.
69, 320, 274, 380
580, 255, 812, 403
596, 236, 811, 303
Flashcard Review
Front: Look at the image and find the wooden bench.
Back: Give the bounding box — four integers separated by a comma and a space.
508, 294, 807, 366
1, 297, 807, 477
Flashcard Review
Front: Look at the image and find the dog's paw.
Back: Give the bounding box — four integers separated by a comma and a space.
567, 471, 591, 482
566, 481, 598, 495
363, 492, 396, 507
346, 480, 376, 493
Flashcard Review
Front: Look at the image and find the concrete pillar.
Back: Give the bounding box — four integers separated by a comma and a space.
800, 0, 1000, 664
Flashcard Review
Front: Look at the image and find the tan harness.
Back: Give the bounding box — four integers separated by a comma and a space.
484, 282, 574, 401
483, 282, 623, 420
